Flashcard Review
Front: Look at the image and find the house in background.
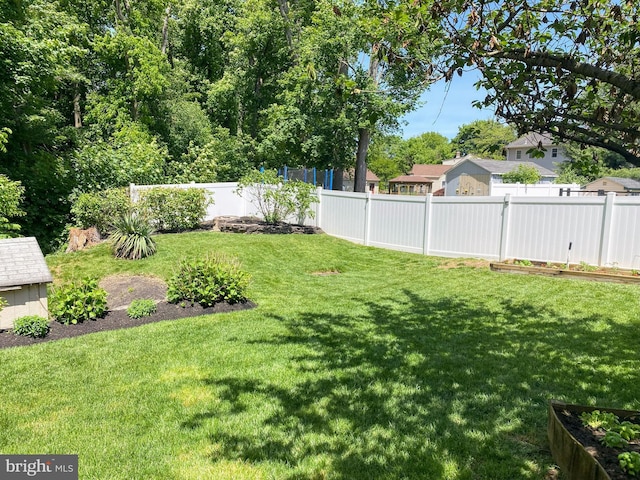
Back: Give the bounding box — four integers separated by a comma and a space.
389, 164, 452, 195
342, 169, 380, 194
584, 177, 640, 196
445, 158, 558, 196
504, 132, 571, 172
0, 237, 53, 330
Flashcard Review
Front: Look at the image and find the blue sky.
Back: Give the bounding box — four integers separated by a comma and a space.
400, 70, 497, 140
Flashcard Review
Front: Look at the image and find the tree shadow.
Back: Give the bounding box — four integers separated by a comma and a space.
179, 289, 639, 479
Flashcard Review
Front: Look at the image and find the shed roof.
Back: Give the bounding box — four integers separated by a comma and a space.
0, 237, 53, 288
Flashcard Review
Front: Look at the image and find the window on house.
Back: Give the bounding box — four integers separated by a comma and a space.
551, 148, 558, 158
516, 150, 522, 159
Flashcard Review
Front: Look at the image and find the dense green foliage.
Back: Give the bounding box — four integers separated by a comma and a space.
126, 299, 157, 319
502, 164, 542, 184
12, 315, 50, 338
110, 213, 157, 260
138, 187, 211, 232
0, 174, 25, 238
453, 120, 516, 159
71, 188, 132, 236
167, 254, 250, 306
49, 278, 108, 325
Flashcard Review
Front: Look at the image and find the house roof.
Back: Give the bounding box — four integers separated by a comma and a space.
506, 132, 557, 149
449, 158, 558, 177
409, 164, 452, 178
343, 169, 380, 182
389, 175, 432, 184
599, 177, 640, 190
0, 237, 53, 288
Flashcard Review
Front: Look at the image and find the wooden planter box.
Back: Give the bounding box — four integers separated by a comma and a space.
548, 400, 640, 480
490, 262, 640, 285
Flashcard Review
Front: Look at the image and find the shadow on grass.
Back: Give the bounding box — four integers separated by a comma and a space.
180, 290, 639, 479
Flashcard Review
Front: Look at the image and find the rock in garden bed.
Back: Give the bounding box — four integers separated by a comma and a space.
212, 216, 323, 234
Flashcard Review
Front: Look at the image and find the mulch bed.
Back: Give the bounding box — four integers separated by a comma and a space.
557, 408, 640, 480
0, 300, 256, 350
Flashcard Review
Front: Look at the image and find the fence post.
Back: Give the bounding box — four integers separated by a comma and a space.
314, 187, 323, 228
598, 192, 616, 266
422, 193, 433, 256
499, 194, 512, 261
363, 192, 372, 246
129, 183, 136, 203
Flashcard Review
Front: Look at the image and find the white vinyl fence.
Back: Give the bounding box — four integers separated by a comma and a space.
130, 183, 640, 269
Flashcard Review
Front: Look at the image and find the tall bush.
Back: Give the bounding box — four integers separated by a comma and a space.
70, 188, 132, 236
236, 169, 317, 224
49, 278, 108, 325
138, 187, 212, 232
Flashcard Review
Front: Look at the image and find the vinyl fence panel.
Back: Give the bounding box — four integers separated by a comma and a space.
368, 195, 427, 254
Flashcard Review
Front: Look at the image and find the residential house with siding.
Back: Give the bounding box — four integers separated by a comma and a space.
388, 164, 452, 195
504, 132, 571, 172
584, 177, 640, 196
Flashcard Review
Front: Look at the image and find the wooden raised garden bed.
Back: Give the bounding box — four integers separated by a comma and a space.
548, 400, 640, 480
490, 261, 640, 285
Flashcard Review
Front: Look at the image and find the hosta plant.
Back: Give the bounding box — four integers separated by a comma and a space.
49, 278, 108, 325
110, 213, 157, 260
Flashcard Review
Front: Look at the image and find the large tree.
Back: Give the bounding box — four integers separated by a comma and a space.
401, 0, 640, 165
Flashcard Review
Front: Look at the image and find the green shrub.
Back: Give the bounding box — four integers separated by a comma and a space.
167, 254, 250, 307
110, 213, 157, 260
12, 315, 50, 338
70, 188, 132, 236
0, 174, 25, 238
49, 278, 108, 325
127, 299, 157, 319
138, 187, 212, 232
619, 451, 640, 476
0, 296, 6, 312
236, 170, 317, 224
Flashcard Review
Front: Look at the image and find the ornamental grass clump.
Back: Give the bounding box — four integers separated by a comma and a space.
110, 213, 157, 260
167, 254, 250, 307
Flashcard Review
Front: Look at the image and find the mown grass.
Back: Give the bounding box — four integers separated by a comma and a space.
1, 232, 639, 479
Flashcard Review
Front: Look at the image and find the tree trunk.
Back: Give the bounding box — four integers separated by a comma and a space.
161, 4, 171, 55
354, 128, 370, 192
73, 90, 82, 128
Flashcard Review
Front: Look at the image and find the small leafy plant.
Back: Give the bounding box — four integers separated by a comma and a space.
49, 278, 108, 325
0, 296, 6, 312
110, 213, 157, 260
619, 451, 640, 476
612, 421, 640, 441
127, 299, 157, 319
167, 254, 250, 307
12, 315, 50, 338
601, 431, 628, 449
514, 259, 533, 267
580, 410, 619, 430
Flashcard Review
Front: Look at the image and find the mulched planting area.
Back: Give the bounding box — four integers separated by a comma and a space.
558, 408, 640, 480
0, 300, 256, 350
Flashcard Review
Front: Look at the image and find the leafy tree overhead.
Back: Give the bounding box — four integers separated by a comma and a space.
453, 120, 516, 159
404, 132, 456, 165
501, 164, 542, 184
398, 0, 640, 165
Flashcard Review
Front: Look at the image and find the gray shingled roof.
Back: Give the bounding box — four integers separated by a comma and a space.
469, 159, 557, 176
506, 132, 556, 149
604, 177, 640, 190
0, 237, 53, 288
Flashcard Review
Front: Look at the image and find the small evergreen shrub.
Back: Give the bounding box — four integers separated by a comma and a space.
110, 213, 157, 260
127, 299, 157, 319
12, 315, 50, 338
138, 187, 212, 232
167, 255, 250, 307
70, 188, 132, 236
49, 278, 108, 325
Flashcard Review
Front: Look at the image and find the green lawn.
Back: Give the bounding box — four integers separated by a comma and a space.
1, 232, 639, 479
